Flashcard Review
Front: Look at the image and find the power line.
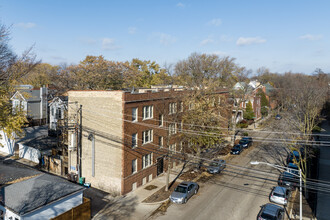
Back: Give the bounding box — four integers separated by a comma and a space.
82, 107, 330, 146
80, 114, 330, 189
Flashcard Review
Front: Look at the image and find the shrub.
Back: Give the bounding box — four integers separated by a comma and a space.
243, 132, 249, 136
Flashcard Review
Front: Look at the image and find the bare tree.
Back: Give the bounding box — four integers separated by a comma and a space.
0, 23, 40, 137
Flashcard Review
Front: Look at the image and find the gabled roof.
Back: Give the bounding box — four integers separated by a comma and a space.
1, 173, 84, 216
49, 96, 68, 107
11, 89, 41, 102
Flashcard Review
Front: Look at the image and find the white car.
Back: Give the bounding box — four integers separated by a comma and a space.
270, 186, 290, 206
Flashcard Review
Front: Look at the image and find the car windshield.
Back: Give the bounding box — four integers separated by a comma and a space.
273, 192, 285, 198
174, 186, 187, 193
233, 146, 240, 150
239, 140, 247, 144
210, 162, 219, 166
260, 212, 277, 220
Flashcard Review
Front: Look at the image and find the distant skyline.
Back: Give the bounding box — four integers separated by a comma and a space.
1, 0, 330, 74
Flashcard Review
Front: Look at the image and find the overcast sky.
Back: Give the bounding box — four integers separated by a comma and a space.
1, 0, 329, 74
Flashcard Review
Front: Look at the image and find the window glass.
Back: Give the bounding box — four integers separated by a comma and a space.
132, 107, 137, 121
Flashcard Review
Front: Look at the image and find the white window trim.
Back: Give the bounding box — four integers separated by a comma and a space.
142, 130, 153, 144
132, 159, 137, 174
142, 153, 153, 169
132, 133, 138, 148
159, 114, 164, 127
169, 102, 177, 115
142, 105, 153, 120
169, 143, 176, 154
159, 136, 163, 148
132, 107, 138, 122
169, 123, 177, 135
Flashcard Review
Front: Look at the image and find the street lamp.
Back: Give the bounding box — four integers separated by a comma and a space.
250, 161, 302, 220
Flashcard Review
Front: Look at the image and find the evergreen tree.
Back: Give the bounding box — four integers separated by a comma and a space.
257, 89, 269, 116
244, 101, 255, 120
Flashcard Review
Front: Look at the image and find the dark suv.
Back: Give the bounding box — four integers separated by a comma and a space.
239, 139, 251, 148
231, 144, 243, 155
278, 171, 299, 190
257, 203, 284, 220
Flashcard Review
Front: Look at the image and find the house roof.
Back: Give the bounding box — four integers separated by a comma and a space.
0, 162, 41, 186
11, 89, 41, 102
1, 173, 84, 216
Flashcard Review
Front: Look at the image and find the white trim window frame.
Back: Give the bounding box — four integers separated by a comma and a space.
169, 123, 177, 135
142, 129, 153, 144
132, 159, 137, 174
169, 143, 176, 154
132, 133, 138, 148
142, 153, 153, 168
132, 107, 138, 122
159, 136, 163, 148
169, 102, 177, 115
159, 114, 163, 127
142, 105, 153, 120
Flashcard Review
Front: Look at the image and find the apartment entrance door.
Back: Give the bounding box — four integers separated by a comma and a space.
157, 157, 164, 176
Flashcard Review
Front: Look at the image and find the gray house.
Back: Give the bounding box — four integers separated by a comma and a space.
10, 86, 48, 125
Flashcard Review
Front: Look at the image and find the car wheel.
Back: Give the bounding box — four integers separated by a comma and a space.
184, 198, 187, 203
195, 186, 199, 194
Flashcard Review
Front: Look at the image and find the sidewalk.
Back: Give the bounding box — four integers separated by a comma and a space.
93, 164, 187, 220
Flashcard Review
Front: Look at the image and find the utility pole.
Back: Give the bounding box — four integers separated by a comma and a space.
77, 105, 82, 179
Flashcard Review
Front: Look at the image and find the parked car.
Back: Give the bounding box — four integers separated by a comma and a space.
275, 114, 282, 120
239, 139, 251, 148
269, 186, 290, 206
287, 163, 299, 176
231, 144, 243, 155
241, 136, 253, 144
257, 203, 285, 220
169, 181, 199, 204
278, 171, 299, 190
207, 159, 226, 174
287, 150, 300, 164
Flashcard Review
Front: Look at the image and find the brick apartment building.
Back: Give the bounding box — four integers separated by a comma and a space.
68, 88, 228, 195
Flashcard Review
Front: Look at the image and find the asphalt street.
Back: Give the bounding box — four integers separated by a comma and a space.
152, 129, 290, 220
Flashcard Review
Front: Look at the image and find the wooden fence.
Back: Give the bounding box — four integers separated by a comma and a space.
51, 197, 91, 220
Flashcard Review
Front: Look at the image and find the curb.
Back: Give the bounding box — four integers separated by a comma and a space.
143, 198, 169, 205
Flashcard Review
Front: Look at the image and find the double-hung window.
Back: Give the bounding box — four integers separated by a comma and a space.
142, 153, 153, 168
159, 136, 163, 148
142, 105, 153, 120
159, 114, 163, 126
180, 102, 184, 112
132, 159, 137, 174
142, 130, 153, 144
132, 133, 137, 148
132, 107, 138, 122
169, 123, 177, 135
169, 102, 177, 114
169, 143, 176, 154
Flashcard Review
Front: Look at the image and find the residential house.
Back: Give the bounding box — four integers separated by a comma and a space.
0, 164, 86, 220
10, 86, 48, 126
67, 88, 228, 195
233, 81, 263, 121
49, 96, 68, 132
